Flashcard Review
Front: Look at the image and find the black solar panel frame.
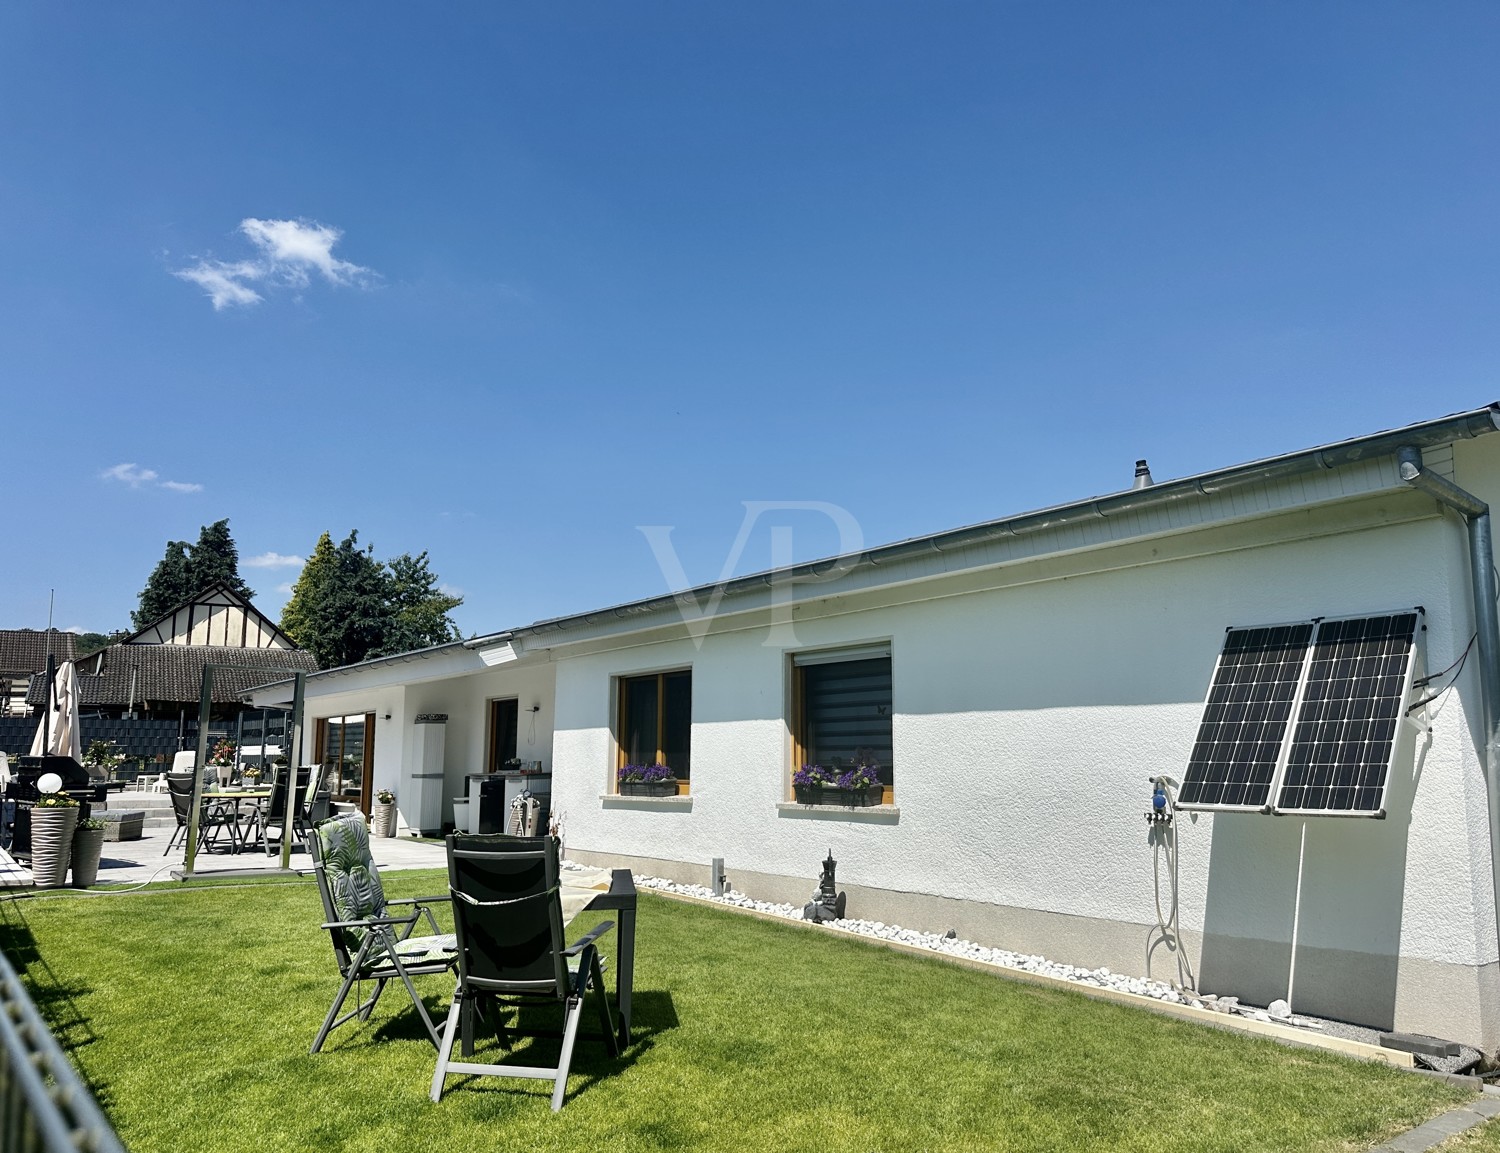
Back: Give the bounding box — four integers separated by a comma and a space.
1272, 610, 1421, 818
1177, 620, 1315, 813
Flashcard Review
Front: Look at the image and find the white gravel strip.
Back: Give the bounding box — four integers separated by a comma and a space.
610, 869, 1327, 1033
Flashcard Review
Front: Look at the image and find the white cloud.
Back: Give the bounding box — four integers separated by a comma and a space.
172, 260, 264, 311
172, 217, 375, 310
101, 462, 202, 494
440, 583, 464, 598
101, 463, 157, 487
246, 552, 305, 569
275, 582, 296, 595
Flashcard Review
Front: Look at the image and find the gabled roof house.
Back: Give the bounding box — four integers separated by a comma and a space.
253, 403, 1500, 1050
40, 584, 315, 718
0, 629, 77, 716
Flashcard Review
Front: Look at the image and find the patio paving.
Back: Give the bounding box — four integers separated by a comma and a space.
7, 790, 447, 887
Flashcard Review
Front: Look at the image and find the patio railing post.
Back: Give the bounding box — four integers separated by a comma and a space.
280, 671, 306, 872
183, 663, 215, 876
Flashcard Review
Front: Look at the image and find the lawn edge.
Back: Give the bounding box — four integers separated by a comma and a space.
644, 886, 1420, 1070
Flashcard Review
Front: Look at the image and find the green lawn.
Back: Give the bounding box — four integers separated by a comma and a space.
2, 873, 1471, 1153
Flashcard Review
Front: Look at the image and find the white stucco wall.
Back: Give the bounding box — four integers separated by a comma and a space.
549, 473, 1499, 1040
299, 658, 558, 827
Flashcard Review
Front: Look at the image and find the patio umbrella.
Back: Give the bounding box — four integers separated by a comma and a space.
29, 659, 83, 765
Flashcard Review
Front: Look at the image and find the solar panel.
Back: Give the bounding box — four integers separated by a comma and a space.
1273, 612, 1420, 816
1178, 622, 1315, 811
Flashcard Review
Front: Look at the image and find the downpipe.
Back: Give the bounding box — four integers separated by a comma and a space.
1397, 446, 1500, 992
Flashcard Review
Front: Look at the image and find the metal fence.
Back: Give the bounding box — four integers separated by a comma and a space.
0, 939, 125, 1152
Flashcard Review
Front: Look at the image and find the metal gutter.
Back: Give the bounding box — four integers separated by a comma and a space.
1396, 444, 1500, 977
513, 404, 1500, 639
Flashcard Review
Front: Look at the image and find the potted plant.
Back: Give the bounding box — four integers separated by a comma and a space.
71, 817, 107, 887
30, 792, 79, 889
242, 764, 264, 787
793, 759, 885, 807
207, 739, 237, 788
371, 788, 398, 837
82, 739, 125, 781
617, 763, 677, 797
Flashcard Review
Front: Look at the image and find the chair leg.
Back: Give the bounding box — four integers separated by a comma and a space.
312, 967, 366, 1054
550, 996, 584, 1112
590, 952, 619, 1058
430, 989, 464, 1103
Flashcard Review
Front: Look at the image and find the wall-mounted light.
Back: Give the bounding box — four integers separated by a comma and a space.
383, 712, 392, 721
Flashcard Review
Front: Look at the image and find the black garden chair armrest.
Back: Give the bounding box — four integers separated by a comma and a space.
563, 919, 615, 956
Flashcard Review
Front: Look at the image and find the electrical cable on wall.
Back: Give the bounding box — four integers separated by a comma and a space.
1146, 776, 1195, 992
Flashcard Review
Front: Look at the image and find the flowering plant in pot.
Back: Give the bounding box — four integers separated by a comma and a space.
30, 792, 79, 889
371, 788, 398, 837
617, 763, 677, 797
71, 817, 107, 888
83, 739, 126, 780
794, 757, 884, 806
207, 739, 237, 788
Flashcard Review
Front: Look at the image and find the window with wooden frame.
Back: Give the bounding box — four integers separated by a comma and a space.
616, 670, 691, 791
487, 698, 519, 772
315, 713, 375, 813
792, 648, 894, 802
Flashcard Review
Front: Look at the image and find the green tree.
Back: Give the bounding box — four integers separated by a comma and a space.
278, 531, 465, 668
279, 531, 335, 648
74, 630, 127, 658
379, 551, 463, 657
186, 519, 254, 601
133, 540, 192, 628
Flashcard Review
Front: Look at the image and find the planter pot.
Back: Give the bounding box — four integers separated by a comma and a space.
619, 781, 677, 798
794, 784, 884, 807
371, 801, 397, 837
30, 807, 78, 889
215, 765, 234, 789
71, 827, 106, 888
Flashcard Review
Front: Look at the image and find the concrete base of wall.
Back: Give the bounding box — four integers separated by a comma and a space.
569, 845, 1500, 1051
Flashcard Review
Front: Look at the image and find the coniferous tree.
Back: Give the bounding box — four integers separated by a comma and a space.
185, 519, 254, 601
279, 531, 335, 649
133, 540, 192, 628
278, 531, 465, 668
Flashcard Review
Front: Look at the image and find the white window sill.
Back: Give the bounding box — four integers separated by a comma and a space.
775, 802, 900, 824
599, 794, 694, 812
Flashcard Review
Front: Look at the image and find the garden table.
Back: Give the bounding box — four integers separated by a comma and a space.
203, 787, 272, 853
573, 868, 637, 1048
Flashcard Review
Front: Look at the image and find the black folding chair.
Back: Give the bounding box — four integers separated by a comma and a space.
163, 773, 234, 855
309, 813, 455, 1053
430, 834, 618, 1111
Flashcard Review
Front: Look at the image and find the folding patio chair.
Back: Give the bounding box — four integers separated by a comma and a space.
309, 813, 456, 1054
163, 773, 234, 855
430, 833, 618, 1111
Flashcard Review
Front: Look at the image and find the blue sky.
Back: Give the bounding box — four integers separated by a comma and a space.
2, 4, 1496, 637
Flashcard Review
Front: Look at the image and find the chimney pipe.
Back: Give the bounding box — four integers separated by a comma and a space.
1133, 459, 1154, 489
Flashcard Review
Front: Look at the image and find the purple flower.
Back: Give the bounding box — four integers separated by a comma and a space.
793, 764, 829, 788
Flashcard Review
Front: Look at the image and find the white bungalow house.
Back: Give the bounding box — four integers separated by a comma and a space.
253, 403, 1500, 1050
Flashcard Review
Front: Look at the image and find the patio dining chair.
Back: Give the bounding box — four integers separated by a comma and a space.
259, 764, 325, 856
163, 773, 235, 855
430, 833, 618, 1111
310, 812, 456, 1054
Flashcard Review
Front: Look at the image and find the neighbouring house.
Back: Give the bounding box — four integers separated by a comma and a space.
0, 628, 77, 717
33, 584, 317, 761
251, 403, 1500, 1050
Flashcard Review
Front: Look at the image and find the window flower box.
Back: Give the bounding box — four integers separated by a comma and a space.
793, 783, 885, 807
617, 763, 679, 798
620, 780, 678, 798
793, 763, 884, 807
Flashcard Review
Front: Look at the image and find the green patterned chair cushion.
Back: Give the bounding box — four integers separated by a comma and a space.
318, 815, 387, 937
359, 933, 459, 976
